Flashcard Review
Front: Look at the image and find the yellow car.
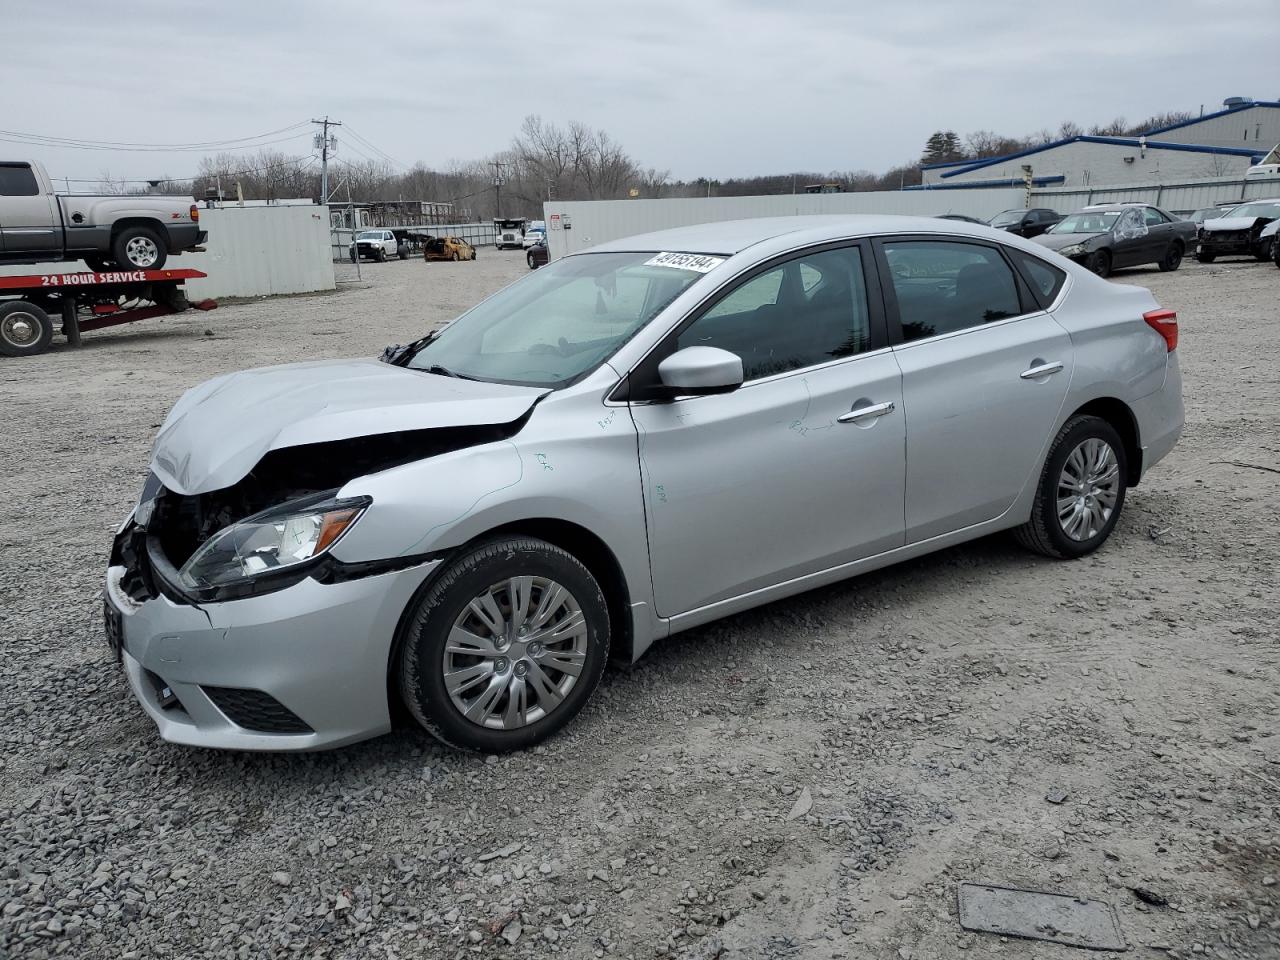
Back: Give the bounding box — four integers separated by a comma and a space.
422, 236, 477, 262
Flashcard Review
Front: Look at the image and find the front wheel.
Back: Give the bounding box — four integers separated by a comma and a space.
0, 300, 55, 357
1158, 242, 1183, 272
1086, 250, 1111, 278
397, 537, 610, 752
1015, 415, 1127, 559
528, 254, 537, 270
376, 248, 387, 262
452, 251, 461, 261
112, 225, 167, 270
1256, 238, 1276, 262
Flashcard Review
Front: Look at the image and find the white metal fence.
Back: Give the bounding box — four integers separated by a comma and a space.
1028, 174, 1280, 214
542, 189, 1024, 259
182, 204, 335, 299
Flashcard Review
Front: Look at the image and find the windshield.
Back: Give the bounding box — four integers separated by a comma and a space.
1226, 202, 1280, 219
1050, 211, 1121, 234
357, 230, 384, 239
406, 251, 711, 387
989, 210, 1025, 226
1192, 207, 1233, 220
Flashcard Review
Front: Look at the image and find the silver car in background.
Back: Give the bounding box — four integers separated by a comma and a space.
105, 216, 1183, 752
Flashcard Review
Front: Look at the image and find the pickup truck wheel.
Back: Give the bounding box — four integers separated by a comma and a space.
376, 248, 387, 263
0, 301, 55, 357
113, 226, 167, 270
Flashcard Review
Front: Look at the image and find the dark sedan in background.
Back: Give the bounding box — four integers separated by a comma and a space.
1196, 198, 1280, 263
527, 233, 549, 269
1033, 203, 1197, 277
988, 207, 1062, 237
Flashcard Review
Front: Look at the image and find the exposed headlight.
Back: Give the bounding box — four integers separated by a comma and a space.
178, 493, 369, 590
1058, 243, 1086, 257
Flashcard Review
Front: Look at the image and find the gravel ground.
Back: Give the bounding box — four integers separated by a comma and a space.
1, 249, 1277, 960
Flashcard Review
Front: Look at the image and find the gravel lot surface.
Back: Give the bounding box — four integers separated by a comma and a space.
2, 249, 1277, 960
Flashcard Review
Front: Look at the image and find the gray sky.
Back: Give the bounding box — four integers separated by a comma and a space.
6, 0, 1279, 185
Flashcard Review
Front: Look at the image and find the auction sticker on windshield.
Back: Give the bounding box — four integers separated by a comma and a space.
644, 252, 726, 273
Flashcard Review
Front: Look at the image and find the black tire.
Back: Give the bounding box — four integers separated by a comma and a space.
1196, 249, 1216, 263
398, 249, 409, 261
397, 537, 610, 752
1256, 238, 1276, 262
376, 247, 387, 263
82, 255, 112, 272
452, 251, 461, 261
111, 225, 167, 270
1157, 242, 1183, 272
1086, 250, 1112, 278
528, 254, 537, 270
0, 301, 55, 357
1014, 415, 1128, 560
471, 250, 477, 260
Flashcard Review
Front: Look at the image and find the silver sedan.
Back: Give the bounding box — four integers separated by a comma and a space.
105, 216, 1183, 752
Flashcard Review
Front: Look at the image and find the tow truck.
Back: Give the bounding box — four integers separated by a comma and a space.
0, 267, 215, 357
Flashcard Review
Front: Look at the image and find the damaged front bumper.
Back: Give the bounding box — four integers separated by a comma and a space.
104, 532, 439, 751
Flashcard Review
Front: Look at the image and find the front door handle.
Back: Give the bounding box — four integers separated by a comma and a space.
1020, 361, 1064, 380
837, 400, 896, 423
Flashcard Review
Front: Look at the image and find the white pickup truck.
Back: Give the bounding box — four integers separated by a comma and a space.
0, 160, 205, 270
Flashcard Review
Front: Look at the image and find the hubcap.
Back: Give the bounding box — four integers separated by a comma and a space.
1057, 438, 1120, 541
442, 577, 588, 730
1, 312, 39, 347
125, 236, 159, 267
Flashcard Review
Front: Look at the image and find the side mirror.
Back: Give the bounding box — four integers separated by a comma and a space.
655, 346, 743, 398
1022, 215, 1035, 226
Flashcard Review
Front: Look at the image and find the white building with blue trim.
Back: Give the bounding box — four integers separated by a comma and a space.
917, 98, 1278, 190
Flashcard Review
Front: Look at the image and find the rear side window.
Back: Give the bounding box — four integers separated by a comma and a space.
882, 240, 1024, 342
1142, 207, 1169, 226
1009, 250, 1067, 305
0, 163, 39, 197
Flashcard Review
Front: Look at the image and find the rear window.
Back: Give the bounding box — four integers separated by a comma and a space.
0, 164, 39, 197
1009, 250, 1067, 304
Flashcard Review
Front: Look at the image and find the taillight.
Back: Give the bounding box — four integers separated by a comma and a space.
189, 204, 199, 223
1143, 308, 1178, 352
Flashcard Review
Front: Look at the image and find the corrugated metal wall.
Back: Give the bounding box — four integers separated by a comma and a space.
543, 188, 1024, 258
1029, 175, 1280, 214
181, 205, 335, 299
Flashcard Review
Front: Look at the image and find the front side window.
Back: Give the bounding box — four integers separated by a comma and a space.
676, 246, 872, 381
0, 164, 39, 197
883, 241, 1023, 342
407, 251, 707, 387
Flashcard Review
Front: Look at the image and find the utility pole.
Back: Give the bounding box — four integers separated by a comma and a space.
312, 116, 341, 204
491, 161, 506, 218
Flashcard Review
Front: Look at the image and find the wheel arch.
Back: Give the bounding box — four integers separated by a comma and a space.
110, 217, 168, 246
383, 517, 635, 723
1066, 396, 1142, 486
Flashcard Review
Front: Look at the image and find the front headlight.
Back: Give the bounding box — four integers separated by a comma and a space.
1058, 243, 1086, 257
178, 493, 369, 591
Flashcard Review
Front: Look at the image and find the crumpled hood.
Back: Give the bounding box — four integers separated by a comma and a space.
1201, 216, 1262, 232
1033, 232, 1104, 251
152, 358, 547, 496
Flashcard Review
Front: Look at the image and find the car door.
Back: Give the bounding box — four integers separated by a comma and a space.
627, 243, 905, 617
874, 237, 1073, 543
1140, 206, 1174, 264
0, 163, 59, 255
1110, 207, 1149, 268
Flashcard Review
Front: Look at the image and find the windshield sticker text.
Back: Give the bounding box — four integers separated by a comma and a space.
643, 252, 725, 273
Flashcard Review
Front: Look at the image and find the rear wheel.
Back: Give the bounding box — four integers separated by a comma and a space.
1015, 415, 1127, 559
397, 537, 610, 752
452, 251, 461, 261
112, 225, 167, 270
1086, 250, 1112, 278
0, 301, 55, 357
1158, 242, 1183, 272
1196, 249, 1216, 263
528, 253, 537, 270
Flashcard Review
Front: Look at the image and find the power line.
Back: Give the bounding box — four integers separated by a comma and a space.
60, 154, 318, 187
0, 121, 312, 152
342, 125, 407, 169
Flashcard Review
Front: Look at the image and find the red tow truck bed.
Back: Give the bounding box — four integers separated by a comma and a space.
0, 267, 216, 356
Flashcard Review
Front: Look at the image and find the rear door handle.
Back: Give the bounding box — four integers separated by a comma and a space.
837, 400, 895, 423
1020, 361, 1064, 380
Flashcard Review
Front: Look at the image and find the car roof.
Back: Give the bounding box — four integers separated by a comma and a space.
583, 214, 1030, 256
